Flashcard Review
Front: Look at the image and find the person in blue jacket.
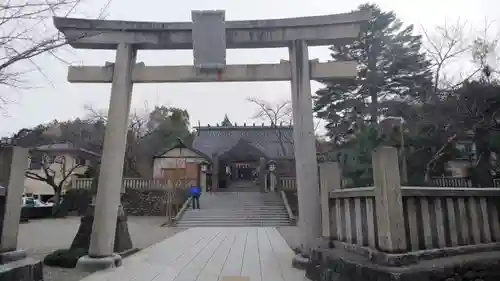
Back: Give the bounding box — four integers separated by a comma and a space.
189, 186, 201, 209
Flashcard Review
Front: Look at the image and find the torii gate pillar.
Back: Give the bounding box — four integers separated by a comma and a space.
289, 40, 321, 254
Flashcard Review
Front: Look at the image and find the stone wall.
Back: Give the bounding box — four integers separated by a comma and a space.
61, 188, 188, 217
122, 188, 188, 216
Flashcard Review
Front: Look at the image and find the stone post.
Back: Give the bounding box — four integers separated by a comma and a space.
259, 157, 267, 192
200, 169, 207, 192
319, 162, 340, 238
212, 154, 219, 191
269, 171, 277, 192
0, 146, 43, 280
70, 174, 78, 189
372, 146, 407, 252
0, 147, 28, 254
289, 40, 321, 254
77, 43, 136, 271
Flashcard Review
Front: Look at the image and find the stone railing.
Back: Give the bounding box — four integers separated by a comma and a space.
431, 177, 500, 188
431, 177, 472, 187
319, 147, 500, 253
327, 186, 377, 247
311, 146, 500, 281
73, 177, 196, 190
278, 176, 296, 190
401, 187, 500, 250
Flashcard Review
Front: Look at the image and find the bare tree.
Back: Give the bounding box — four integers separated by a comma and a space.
0, 0, 111, 104
247, 97, 292, 157
422, 19, 500, 96
247, 97, 323, 157
421, 20, 475, 96
26, 150, 89, 212
84, 104, 148, 176
247, 97, 293, 126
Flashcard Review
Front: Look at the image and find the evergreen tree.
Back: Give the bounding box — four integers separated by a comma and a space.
314, 3, 432, 141
221, 114, 232, 126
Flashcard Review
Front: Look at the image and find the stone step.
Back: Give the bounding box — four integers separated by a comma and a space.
194, 203, 285, 206
177, 219, 290, 224
182, 212, 288, 216
182, 213, 289, 218
186, 206, 286, 209
180, 215, 290, 219
177, 191, 290, 227
175, 221, 292, 227
190, 207, 287, 211
198, 198, 283, 202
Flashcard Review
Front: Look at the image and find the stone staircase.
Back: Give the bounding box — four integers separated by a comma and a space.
175, 192, 292, 227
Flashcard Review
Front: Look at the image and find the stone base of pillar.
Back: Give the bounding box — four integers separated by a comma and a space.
70, 204, 133, 255
0, 249, 26, 263
292, 253, 311, 270
0, 250, 43, 281
75, 253, 122, 272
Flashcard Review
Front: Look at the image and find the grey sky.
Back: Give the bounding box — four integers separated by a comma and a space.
0, 0, 495, 137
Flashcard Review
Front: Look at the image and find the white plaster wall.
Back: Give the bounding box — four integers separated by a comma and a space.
24, 153, 91, 195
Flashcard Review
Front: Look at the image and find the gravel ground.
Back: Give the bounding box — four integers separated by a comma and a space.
18, 216, 186, 281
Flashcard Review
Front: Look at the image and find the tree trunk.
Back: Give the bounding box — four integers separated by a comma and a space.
370, 92, 378, 124
51, 186, 63, 216
472, 125, 493, 187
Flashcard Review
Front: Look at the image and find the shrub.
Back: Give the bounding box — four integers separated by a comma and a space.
43, 248, 88, 268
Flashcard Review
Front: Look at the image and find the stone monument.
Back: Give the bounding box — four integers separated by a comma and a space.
53, 9, 369, 270
0, 146, 43, 280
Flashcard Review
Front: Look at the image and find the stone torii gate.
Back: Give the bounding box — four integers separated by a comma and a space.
53, 10, 369, 270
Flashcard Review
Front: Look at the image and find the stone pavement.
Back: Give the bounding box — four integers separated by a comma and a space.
80, 227, 310, 281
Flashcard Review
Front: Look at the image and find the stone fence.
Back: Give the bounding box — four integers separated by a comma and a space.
311, 146, 500, 281
278, 176, 297, 190
281, 171, 500, 191
431, 177, 500, 188
66, 178, 193, 217
72, 177, 197, 190
327, 186, 500, 252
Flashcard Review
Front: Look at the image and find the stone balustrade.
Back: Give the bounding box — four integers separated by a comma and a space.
320, 146, 500, 254
328, 187, 377, 248
278, 176, 297, 190
309, 146, 500, 281
68, 177, 192, 216
73, 177, 195, 190
401, 187, 500, 250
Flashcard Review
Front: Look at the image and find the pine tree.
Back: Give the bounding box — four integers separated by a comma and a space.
221, 114, 232, 126
314, 3, 432, 141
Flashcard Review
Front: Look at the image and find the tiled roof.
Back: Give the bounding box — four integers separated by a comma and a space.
34, 143, 100, 157
153, 137, 210, 160
192, 125, 294, 160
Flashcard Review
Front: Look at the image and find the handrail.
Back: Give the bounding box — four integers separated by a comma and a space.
280, 189, 296, 224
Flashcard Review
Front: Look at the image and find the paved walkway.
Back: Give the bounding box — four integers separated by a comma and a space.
81, 227, 309, 281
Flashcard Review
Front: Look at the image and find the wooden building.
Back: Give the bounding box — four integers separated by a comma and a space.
191, 124, 295, 190
152, 138, 210, 186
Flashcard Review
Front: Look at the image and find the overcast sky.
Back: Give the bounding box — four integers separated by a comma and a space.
0, 0, 496, 137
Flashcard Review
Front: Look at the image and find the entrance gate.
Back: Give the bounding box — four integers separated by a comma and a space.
53, 9, 369, 265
